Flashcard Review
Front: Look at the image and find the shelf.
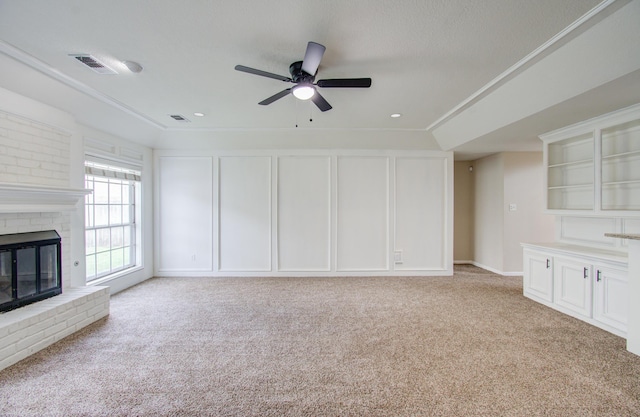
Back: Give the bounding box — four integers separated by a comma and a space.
548, 159, 593, 169
0, 183, 91, 213
602, 180, 640, 186
602, 150, 640, 160
548, 184, 593, 190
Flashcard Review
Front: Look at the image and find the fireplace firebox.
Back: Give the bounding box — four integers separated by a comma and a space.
0, 230, 62, 313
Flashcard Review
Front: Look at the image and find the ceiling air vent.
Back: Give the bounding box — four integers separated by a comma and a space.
169, 114, 191, 122
70, 54, 117, 74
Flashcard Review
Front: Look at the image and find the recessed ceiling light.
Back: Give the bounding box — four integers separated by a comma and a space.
391, 113, 402, 118
122, 60, 143, 73
193, 112, 205, 117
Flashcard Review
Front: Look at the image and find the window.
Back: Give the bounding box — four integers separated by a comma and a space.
84, 160, 141, 282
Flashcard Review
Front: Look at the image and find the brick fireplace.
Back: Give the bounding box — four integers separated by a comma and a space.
0, 109, 109, 371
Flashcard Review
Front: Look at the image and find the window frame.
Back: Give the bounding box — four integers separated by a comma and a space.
84, 159, 142, 283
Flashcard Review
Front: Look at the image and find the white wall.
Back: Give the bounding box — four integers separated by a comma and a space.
473, 154, 504, 272
453, 162, 474, 262
155, 150, 453, 277
395, 157, 448, 270
336, 156, 389, 271
503, 152, 555, 272
157, 156, 214, 272
219, 156, 271, 271
471, 152, 554, 274
278, 156, 331, 271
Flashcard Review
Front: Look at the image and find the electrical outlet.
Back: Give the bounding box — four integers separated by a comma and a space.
394, 250, 403, 264
191, 254, 196, 261
509, 203, 517, 211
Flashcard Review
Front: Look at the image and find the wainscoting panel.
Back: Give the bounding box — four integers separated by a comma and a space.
558, 216, 619, 248
218, 156, 272, 271
158, 156, 213, 271
336, 156, 389, 271
154, 149, 453, 277
394, 157, 446, 270
277, 156, 331, 271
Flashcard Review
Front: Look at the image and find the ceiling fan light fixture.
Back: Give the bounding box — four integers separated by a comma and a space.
292, 84, 315, 100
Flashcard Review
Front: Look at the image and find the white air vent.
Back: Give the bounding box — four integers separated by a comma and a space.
69, 54, 117, 74
169, 114, 191, 122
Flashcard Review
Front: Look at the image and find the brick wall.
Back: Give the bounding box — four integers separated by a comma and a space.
0, 286, 109, 371
0, 111, 70, 186
0, 108, 109, 371
0, 110, 72, 289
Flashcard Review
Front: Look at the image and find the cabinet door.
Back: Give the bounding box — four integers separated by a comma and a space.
593, 265, 628, 333
553, 256, 592, 317
523, 250, 553, 302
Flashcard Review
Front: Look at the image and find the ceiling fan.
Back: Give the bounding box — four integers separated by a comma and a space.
234, 41, 372, 112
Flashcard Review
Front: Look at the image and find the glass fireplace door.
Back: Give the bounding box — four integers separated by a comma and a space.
0, 230, 62, 313
0, 251, 10, 304
40, 244, 59, 291
16, 247, 37, 298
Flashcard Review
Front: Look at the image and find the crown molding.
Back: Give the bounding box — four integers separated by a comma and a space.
425, 0, 625, 132
0, 40, 166, 130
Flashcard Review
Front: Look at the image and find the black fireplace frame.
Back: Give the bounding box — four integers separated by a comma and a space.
0, 230, 62, 313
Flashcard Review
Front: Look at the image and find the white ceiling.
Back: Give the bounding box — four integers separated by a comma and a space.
0, 0, 639, 159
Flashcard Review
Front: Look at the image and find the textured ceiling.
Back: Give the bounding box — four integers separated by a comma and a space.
1, 0, 636, 157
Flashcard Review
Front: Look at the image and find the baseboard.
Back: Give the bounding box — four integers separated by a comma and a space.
464, 261, 523, 277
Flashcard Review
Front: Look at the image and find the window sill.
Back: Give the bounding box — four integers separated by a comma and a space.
87, 265, 144, 287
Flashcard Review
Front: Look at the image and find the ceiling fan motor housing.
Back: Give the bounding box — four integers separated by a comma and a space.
289, 61, 315, 83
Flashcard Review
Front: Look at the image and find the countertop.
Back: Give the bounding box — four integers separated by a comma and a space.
604, 233, 640, 241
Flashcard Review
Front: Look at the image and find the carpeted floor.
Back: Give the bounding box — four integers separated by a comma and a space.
0, 265, 639, 416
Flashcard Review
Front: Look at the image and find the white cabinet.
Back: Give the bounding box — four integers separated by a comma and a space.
523, 249, 553, 303
593, 264, 628, 333
522, 243, 628, 337
553, 256, 592, 318
541, 103, 640, 215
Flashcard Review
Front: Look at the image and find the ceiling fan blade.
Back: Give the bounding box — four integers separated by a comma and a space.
259, 89, 292, 105
317, 78, 372, 88
235, 65, 292, 82
301, 42, 326, 76
310, 91, 332, 112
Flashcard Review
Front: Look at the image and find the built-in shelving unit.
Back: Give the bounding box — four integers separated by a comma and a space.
541, 103, 640, 215
601, 119, 640, 211
546, 133, 594, 211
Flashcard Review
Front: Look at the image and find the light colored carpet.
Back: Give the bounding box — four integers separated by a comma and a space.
0, 265, 639, 416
